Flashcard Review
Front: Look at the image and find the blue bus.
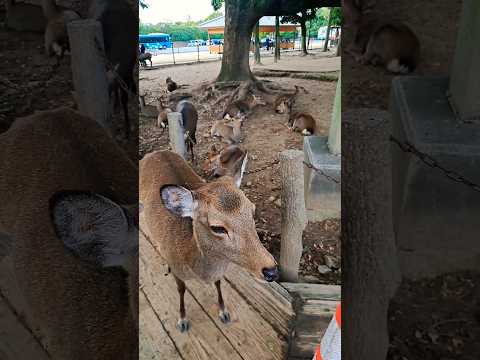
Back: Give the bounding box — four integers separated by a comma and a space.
139, 33, 172, 50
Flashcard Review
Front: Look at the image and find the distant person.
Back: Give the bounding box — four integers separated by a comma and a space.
140, 44, 145, 54
266, 37, 270, 51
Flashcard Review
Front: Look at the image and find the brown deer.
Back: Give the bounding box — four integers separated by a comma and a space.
202, 144, 247, 178
273, 85, 300, 114
157, 99, 172, 129
42, 0, 80, 64
210, 118, 243, 144
343, 0, 420, 74
222, 94, 266, 120
0, 107, 138, 359
176, 100, 198, 162
166, 76, 178, 92
288, 112, 316, 135
140, 150, 278, 332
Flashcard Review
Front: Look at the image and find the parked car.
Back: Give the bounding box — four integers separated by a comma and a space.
210, 39, 223, 45
187, 39, 206, 47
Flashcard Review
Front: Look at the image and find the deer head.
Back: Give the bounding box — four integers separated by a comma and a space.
160, 155, 278, 282
49, 191, 139, 330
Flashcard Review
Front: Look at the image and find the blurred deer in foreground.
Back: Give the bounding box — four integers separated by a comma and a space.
0, 108, 138, 359
140, 150, 278, 332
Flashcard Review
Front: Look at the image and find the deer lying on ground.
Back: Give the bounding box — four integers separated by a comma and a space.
0, 107, 138, 359
176, 100, 198, 161
166, 76, 178, 92
274, 85, 300, 114
42, 0, 80, 64
222, 94, 266, 120
87, 0, 137, 139
202, 144, 247, 179
210, 118, 243, 144
140, 150, 278, 332
343, 0, 420, 74
288, 112, 316, 135
5, 0, 47, 33
139, 52, 153, 67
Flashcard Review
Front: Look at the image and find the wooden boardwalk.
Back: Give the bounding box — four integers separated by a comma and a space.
140, 226, 340, 360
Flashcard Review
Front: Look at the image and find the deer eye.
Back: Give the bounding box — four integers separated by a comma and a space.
210, 226, 227, 235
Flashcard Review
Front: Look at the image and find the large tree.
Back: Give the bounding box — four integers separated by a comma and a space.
282, 9, 318, 56
211, 0, 340, 82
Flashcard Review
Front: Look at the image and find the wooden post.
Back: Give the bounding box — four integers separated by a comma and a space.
167, 112, 186, 159
171, 43, 176, 64
343, 109, 401, 360
279, 150, 307, 282
67, 20, 113, 135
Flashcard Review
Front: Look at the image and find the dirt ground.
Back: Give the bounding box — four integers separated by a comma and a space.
139, 51, 341, 284
342, 1, 480, 358
0, 24, 138, 160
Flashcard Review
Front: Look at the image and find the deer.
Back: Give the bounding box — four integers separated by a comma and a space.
222, 94, 266, 120
210, 117, 243, 144
343, 0, 420, 74
0, 107, 138, 359
288, 112, 316, 135
273, 85, 300, 114
87, 0, 137, 139
139, 150, 278, 332
176, 100, 198, 162
157, 99, 172, 129
202, 144, 247, 179
139, 52, 153, 67
166, 76, 178, 92
41, 0, 80, 65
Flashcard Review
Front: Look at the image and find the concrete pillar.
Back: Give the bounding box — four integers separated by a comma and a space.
449, 0, 480, 121
328, 72, 341, 155
68, 20, 112, 135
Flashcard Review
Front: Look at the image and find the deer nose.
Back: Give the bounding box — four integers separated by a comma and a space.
262, 266, 279, 282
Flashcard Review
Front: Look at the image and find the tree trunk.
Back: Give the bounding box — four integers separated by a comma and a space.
343, 109, 401, 360
300, 20, 308, 55
216, 0, 258, 82
335, 32, 341, 56
274, 16, 281, 62
254, 21, 261, 65
323, 7, 333, 52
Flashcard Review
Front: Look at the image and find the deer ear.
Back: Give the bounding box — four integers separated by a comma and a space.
49, 191, 137, 271
160, 185, 195, 218
233, 152, 248, 188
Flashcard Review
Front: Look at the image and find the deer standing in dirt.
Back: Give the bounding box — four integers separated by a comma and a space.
87, 0, 137, 139
139, 52, 153, 67
210, 118, 243, 144
176, 100, 198, 162
202, 144, 247, 178
343, 0, 420, 74
140, 150, 278, 332
0, 108, 138, 359
42, 0, 80, 64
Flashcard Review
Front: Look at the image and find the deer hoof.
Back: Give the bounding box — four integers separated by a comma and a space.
219, 309, 231, 324
177, 318, 190, 332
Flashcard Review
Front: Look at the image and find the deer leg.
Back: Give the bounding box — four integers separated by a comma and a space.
174, 275, 189, 332
215, 280, 231, 324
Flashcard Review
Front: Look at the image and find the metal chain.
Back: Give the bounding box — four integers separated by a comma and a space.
389, 135, 480, 192
245, 159, 280, 175
302, 161, 341, 184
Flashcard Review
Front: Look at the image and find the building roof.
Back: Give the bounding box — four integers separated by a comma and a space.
199, 15, 299, 29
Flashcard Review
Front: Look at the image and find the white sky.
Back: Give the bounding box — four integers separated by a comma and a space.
140, 0, 224, 24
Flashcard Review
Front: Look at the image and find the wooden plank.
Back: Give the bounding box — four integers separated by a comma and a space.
281, 283, 341, 301
185, 273, 288, 360
0, 294, 49, 360
225, 267, 295, 339
140, 233, 243, 360
139, 290, 182, 360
